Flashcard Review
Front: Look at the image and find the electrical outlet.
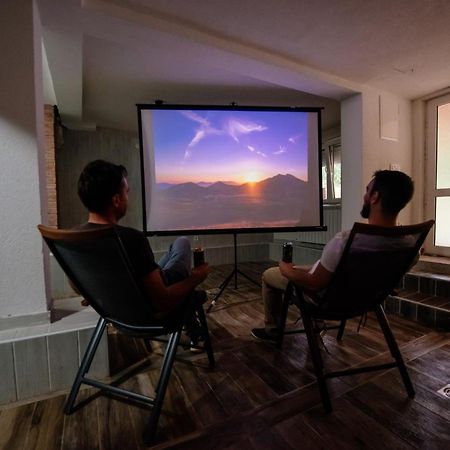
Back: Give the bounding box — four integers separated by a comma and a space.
390, 163, 401, 170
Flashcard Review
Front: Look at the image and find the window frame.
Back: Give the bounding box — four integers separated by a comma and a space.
322, 137, 341, 205
425, 94, 450, 256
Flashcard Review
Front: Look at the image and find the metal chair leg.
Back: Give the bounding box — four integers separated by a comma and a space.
375, 305, 415, 397
196, 304, 215, 367
303, 313, 332, 412
64, 317, 107, 414
337, 319, 346, 341
276, 283, 293, 349
143, 330, 181, 445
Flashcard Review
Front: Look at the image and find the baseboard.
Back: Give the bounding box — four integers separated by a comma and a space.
0, 311, 50, 332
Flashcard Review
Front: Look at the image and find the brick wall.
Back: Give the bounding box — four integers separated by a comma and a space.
44, 105, 57, 227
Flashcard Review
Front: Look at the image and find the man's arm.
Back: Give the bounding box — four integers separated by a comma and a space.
141, 264, 209, 313
278, 260, 333, 292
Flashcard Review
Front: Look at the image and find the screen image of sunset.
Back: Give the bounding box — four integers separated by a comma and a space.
141, 108, 320, 232
153, 109, 309, 184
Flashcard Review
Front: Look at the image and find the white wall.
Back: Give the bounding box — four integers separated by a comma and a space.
0, 0, 48, 321
362, 88, 413, 224
340, 88, 413, 230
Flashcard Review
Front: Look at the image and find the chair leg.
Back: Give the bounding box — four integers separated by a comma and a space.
375, 305, 415, 398
303, 313, 332, 413
276, 283, 293, 349
143, 330, 181, 445
337, 320, 346, 341
64, 317, 107, 414
196, 304, 215, 367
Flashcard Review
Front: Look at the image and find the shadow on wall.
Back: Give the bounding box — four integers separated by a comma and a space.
56, 127, 142, 229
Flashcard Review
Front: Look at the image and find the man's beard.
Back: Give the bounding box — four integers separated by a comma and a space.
360, 201, 370, 219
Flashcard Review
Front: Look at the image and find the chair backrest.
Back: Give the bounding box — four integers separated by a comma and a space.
38, 225, 161, 329
315, 220, 434, 318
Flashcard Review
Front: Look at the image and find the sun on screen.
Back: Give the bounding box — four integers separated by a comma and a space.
244, 172, 260, 183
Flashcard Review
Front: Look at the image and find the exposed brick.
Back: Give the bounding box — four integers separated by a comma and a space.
44, 104, 58, 228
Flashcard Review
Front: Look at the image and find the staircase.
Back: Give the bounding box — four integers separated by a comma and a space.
386, 259, 450, 331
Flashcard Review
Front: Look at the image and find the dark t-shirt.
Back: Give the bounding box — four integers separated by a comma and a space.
77, 222, 159, 278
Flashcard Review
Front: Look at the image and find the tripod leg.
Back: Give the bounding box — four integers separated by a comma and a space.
207, 269, 235, 312
237, 269, 262, 288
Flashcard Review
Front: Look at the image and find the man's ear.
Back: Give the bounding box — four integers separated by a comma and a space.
111, 193, 120, 208
370, 190, 381, 204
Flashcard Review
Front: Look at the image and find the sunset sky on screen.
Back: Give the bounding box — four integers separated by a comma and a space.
151, 109, 309, 184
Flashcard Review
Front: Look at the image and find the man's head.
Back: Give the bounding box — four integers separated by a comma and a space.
361, 170, 414, 219
78, 160, 128, 220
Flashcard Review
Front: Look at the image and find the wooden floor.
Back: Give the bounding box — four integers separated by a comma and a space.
1, 262, 450, 449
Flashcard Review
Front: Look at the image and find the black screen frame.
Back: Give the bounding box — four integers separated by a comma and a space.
137, 103, 326, 236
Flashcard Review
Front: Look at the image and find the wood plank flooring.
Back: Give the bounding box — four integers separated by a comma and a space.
1, 262, 449, 449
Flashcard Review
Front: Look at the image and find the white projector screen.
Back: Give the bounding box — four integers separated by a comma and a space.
137, 104, 324, 235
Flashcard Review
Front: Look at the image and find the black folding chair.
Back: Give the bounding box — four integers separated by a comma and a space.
276, 220, 434, 412
38, 225, 214, 445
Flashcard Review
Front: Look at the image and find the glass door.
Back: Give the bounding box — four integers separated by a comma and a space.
425, 94, 450, 256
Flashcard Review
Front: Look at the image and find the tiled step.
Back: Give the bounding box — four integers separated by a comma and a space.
385, 271, 450, 331
0, 298, 109, 406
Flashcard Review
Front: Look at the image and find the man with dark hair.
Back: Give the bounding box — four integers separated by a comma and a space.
361, 170, 414, 218
77, 160, 128, 216
251, 170, 414, 341
77, 159, 209, 316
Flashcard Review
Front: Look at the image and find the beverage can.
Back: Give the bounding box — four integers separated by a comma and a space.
193, 248, 205, 267
282, 242, 293, 263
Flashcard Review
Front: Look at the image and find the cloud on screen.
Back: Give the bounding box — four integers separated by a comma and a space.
181, 111, 268, 160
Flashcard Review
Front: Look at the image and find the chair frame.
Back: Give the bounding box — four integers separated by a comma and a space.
275, 220, 434, 412
38, 225, 214, 445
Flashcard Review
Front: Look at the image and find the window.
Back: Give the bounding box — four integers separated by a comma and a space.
425, 94, 450, 256
322, 137, 341, 202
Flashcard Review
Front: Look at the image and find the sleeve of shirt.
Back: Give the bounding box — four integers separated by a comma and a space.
319, 231, 348, 273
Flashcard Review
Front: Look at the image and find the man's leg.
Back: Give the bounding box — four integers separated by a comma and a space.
158, 237, 192, 285
159, 237, 205, 350
262, 267, 289, 331
252, 266, 288, 341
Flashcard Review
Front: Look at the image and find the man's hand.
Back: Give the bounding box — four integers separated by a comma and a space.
142, 263, 209, 312
279, 260, 294, 279
191, 263, 209, 285
278, 260, 333, 292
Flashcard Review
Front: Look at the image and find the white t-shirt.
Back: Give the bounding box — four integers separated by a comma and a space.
307, 230, 351, 275
319, 230, 351, 273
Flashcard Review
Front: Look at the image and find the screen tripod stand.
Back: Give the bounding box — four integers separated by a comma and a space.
207, 232, 261, 312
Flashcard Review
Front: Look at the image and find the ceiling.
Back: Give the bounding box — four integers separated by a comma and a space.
38, 0, 450, 132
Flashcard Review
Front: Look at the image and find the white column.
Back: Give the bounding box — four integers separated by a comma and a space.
0, 0, 48, 325
341, 94, 363, 230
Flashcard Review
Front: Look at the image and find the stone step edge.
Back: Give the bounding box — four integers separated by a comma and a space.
389, 294, 450, 314
407, 270, 450, 283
